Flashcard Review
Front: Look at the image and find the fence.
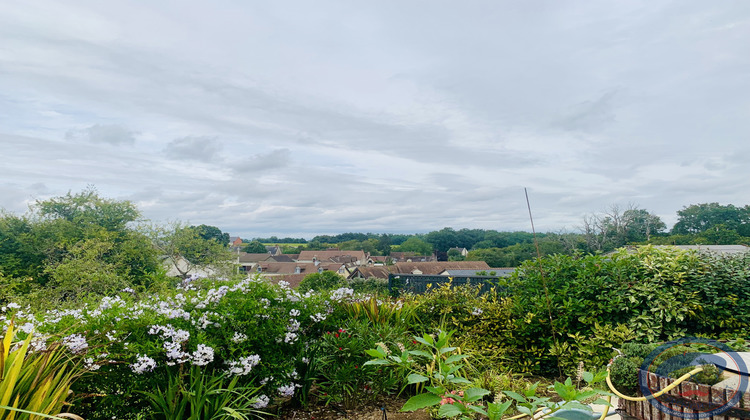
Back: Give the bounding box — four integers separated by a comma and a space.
387, 274, 507, 295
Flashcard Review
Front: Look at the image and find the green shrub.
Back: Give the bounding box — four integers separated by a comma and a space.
348, 277, 388, 295
298, 271, 346, 293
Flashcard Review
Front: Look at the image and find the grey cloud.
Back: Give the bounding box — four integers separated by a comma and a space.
66, 124, 137, 145
230, 149, 291, 174
164, 136, 222, 163
552, 91, 618, 132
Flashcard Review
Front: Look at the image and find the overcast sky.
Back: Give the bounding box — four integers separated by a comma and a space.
2, 1, 749, 238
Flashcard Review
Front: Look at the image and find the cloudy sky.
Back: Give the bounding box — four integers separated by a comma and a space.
2, 1, 749, 238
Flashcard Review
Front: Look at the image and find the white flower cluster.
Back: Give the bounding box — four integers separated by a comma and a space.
277, 383, 297, 397
226, 354, 261, 376
149, 324, 190, 343
289, 309, 300, 317
287, 319, 300, 333
252, 394, 270, 409
61, 333, 89, 354
84, 357, 101, 371
205, 286, 229, 304
191, 344, 214, 366
471, 307, 483, 316
2, 302, 21, 311
131, 354, 156, 374
283, 332, 298, 344
310, 312, 327, 322
193, 311, 222, 329
231, 332, 248, 343
329, 287, 354, 301
150, 324, 192, 365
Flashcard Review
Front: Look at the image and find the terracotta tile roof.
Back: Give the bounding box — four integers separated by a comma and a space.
237, 253, 272, 263
390, 261, 490, 275
297, 250, 367, 263
348, 266, 391, 279
257, 262, 345, 275
269, 254, 295, 263
270, 274, 307, 288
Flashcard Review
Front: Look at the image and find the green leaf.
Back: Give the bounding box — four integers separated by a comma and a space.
409, 350, 433, 358
582, 371, 594, 383
365, 349, 385, 358
363, 359, 390, 366
468, 404, 489, 416
401, 393, 442, 411
561, 401, 592, 412
439, 346, 457, 354
444, 354, 469, 364
438, 403, 464, 417
415, 336, 433, 347
463, 388, 491, 403
487, 400, 513, 420
553, 381, 575, 401
407, 374, 429, 384
448, 377, 472, 384
518, 406, 533, 416
503, 391, 527, 403
426, 386, 445, 394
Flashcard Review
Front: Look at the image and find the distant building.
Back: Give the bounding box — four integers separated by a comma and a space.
448, 247, 469, 257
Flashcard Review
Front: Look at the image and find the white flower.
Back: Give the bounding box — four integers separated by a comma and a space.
130, 354, 156, 374
329, 287, 354, 301
231, 332, 248, 343
84, 357, 101, 371
310, 313, 327, 322
252, 394, 270, 409
6, 302, 21, 310
191, 344, 214, 366
260, 376, 274, 385
289, 309, 300, 317
471, 307, 483, 316
277, 384, 296, 397
287, 319, 300, 332
226, 354, 261, 376
61, 334, 88, 354
284, 332, 298, 344
164, 341, 190, 365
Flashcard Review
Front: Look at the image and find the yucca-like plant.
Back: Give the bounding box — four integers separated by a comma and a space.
0, 321, 84, 420
342, 296, 415, 325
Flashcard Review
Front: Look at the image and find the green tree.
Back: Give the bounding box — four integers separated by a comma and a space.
1, 188, 162, 303
694, 224, 744, 245
447, 248, 465, 261
149, 223, 233, 279
672, 203, 750, 236
243, 240, 268, 253
622, 208, 667, 242
397, 237, 433, 256
192, 224, 230, 246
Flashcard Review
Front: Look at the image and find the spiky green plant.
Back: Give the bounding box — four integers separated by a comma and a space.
0, 321, 84, 420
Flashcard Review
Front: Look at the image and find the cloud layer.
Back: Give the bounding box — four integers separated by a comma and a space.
2, 1, 749, 237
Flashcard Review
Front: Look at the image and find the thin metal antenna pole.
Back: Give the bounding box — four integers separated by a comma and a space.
524, 187, 562, 377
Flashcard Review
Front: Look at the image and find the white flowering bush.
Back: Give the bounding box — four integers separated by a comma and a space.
0, 275, 339, 419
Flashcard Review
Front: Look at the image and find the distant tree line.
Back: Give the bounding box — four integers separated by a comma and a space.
249, 203, 750, 267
